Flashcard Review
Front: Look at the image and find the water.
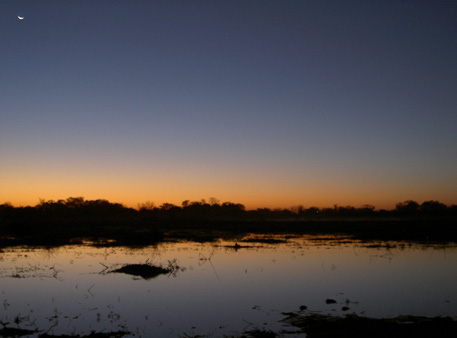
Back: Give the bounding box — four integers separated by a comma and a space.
1, 235, 457, 337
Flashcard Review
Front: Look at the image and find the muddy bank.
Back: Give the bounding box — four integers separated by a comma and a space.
280, 312, 457, 338
176, 313, 457, 337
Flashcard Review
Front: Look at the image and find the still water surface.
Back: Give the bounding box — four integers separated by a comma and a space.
1, 235, 457, 337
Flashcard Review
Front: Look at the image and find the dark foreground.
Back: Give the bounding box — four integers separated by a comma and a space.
279, 312, 457, 338
1, 312, 456, 338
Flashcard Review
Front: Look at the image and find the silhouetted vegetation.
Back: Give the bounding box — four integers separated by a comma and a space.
0, 197, 163, 247
1, 197, 457, 247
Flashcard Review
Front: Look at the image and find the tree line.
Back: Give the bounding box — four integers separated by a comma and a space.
1, 197, 456, 222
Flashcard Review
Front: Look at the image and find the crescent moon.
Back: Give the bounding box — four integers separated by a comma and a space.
18, 16, 24, 20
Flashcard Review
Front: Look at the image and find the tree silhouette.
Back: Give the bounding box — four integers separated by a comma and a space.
420, 200, 447, 216
395, 200, 420, 215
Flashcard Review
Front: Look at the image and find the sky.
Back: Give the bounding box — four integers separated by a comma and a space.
1, 0, 457, 210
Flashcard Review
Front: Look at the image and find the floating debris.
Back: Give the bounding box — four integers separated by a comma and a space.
224, 242, 254, 250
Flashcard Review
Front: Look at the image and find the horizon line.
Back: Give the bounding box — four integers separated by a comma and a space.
2, 196, 455, 212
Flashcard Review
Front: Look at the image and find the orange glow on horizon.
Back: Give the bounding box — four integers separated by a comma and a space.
2, 165, 456, 211
3, 190, 455, 211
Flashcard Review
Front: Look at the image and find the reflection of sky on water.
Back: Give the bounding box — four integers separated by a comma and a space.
1, 237, 457, 337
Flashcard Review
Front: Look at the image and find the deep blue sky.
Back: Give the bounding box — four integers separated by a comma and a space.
1, 0, 457, 209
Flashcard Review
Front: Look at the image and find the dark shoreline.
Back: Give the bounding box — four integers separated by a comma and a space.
1, 218, 456, 248
2, 197, 456, 247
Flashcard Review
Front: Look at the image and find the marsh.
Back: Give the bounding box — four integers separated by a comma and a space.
1, 235, 456, 337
